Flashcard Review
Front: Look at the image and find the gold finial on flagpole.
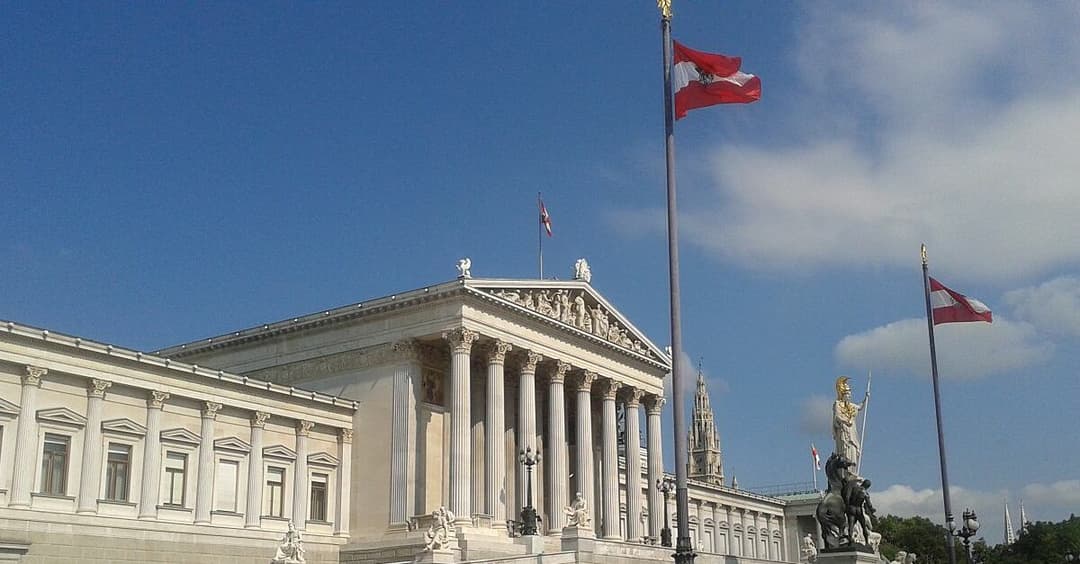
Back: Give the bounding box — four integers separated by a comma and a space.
658, 0, 672, 19
921, 243, 928, 266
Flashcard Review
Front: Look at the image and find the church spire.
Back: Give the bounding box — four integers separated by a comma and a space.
687, 361, 724, 485
1004, 499, 1015, 545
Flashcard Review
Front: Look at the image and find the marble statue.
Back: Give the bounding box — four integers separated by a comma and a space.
905, 553, 917, 564
270, 521, 305, 564
456, 258, 472, 279
867, 530, 882, 556
889, 551, 907, 564
801, 533, 818, 562
563, 492, 592, 529
832, 376, 867, 471
424, 506, 457, 551
573, 258, 592, 283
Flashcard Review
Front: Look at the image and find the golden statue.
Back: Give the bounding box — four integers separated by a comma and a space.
657, 0, 672, 19
832, 376, 866, 467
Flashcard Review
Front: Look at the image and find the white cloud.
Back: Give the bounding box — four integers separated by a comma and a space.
834, 317, 1050, 379
1020, 480, 1080, 507
1005, 277, 1080, 337
799, 394, 833, 436
631, 3, 1080, 281
662, 349, 728, 405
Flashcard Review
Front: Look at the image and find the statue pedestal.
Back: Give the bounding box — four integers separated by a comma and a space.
514, 534, 545, 555
561, 526, 596, 555
816, 550, 881, 564
414, 548, 455, 564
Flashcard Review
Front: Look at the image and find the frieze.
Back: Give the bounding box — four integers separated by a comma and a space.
484, 287, 655, 359
247, 342, 440, 386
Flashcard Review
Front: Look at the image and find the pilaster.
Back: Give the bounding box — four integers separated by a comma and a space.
292, 419, 315, 529
9, 366, 45, 507
194, 401, 222, 524
335, 428, 353, 536
244, 411, 271, 528
76, 378, 112, 513
390, 339, 422, 526
138, 390, 170, 519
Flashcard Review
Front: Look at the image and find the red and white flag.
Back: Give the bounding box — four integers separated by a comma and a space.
673, 41, 761, 119
930, 277, 993, 325
539, 198, 552, 237
811, 443, 821, 470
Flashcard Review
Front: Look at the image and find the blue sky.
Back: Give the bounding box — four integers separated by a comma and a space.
3, 1, 1078, 545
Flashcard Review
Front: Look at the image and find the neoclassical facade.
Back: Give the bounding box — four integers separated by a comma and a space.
0, 269, 821, 563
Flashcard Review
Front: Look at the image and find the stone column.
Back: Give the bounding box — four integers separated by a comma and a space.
292, 420, 314, 529
516, 351, 541, 515
9, 366, 45, 508
389, 340, 421, 526
573, 371, 597, 526
724, 505, 733, 554
485, 340, 511, 522
624, 388, 645, 542
599, 378, 622, 539
765, 514, 774, 560
244, 411, 271, 528
644, 394, 665, 540
76, 378, 112, 513
744, 509, 754, 557
335, 428, 353, 536
443, 327, 478, 523
545, 360, 570, 531
194, 401, 222, 524
138, 391, 170, 519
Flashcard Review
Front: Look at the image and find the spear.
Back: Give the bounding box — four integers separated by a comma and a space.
856, 370, 872, 475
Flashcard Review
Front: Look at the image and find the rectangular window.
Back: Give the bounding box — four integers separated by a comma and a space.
214, 459, 239, 512
163, 451, 187, 506
265, 466, 285, 517
40, 433, 69, 495
105, 443, 131, 501
309, 472, 328, 521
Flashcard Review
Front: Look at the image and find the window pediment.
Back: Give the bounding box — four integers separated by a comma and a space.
214, 436, 251, 454
0, 396, 18, 419
307, 451, 339, 468
37, 407, 87, 429
102, 418, 147, 437
161, 427, 201, 446
263, 444, 296, 461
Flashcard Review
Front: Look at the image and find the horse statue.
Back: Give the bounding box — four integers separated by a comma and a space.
816, 453, 855, 549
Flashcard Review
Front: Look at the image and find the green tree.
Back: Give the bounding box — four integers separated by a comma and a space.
976, 515, 1080, 564
876, 514, 952, 563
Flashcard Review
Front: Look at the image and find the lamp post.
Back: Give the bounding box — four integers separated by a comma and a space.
657, 476, 675, 547
950, 508, 980, 563
519, 447, 542, 536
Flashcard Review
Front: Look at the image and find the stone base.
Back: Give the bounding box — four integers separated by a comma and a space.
514, 534, 545, 555
413, 548, 456, 564
560, 525, 596, 554
816, 549, 882, 564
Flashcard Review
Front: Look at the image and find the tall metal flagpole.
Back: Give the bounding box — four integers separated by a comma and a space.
922, 244, 958, 564
538, 192, 544, 279
658, 2, 694, 562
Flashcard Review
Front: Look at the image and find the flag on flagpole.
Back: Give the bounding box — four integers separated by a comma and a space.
811, 443, 821, 470
929, 277, 993, 325
539, 198, 553, 237
673, 41, 761, 119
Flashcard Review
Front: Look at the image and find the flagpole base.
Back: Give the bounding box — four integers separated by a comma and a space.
673, 537, 696, 564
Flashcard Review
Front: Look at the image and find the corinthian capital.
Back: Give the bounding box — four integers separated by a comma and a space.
148, 390, 171, 409
550, 360, 571, 384
87, 378, 113, 398
296, 420, 316, 436
252, 411, 271, 428
443, 327, 479, 354
624, 387, 647, 407
23, 365, 47, 386
486, 340, 513, 364
643, 394, 666, 415
521, 351, 543, 373
599, 378, 622, 400
202, 401, 223, 420
392, 339, 423, 362
575, 371, 598, 393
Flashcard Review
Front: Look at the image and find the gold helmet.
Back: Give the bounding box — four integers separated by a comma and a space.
835, 376, 852, 399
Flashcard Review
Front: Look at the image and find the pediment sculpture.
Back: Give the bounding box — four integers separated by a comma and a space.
487, 287, 655, 359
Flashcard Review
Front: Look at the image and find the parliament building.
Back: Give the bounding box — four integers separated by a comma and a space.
0, 264, 821, 563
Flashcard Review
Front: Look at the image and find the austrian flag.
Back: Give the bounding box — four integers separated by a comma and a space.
929, 277, 993, 325
673, 41, 761, 119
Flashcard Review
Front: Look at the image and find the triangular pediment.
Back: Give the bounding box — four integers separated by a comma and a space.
36, 407, 87, 428
102, 418, 147, 437
307, 451, 339, 467
214, 436, 251, 454
263, 444, 296, 461
161, 427, 201, 446
466, 279, 670, 365
0, 397, 19, 419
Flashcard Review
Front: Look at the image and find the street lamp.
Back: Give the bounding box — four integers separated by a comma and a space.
657, 476, 675, 548
519, 447, 542, 536
951, 508, 980, 563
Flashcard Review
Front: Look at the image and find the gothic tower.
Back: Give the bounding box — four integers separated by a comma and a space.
687, 367, 724, 485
